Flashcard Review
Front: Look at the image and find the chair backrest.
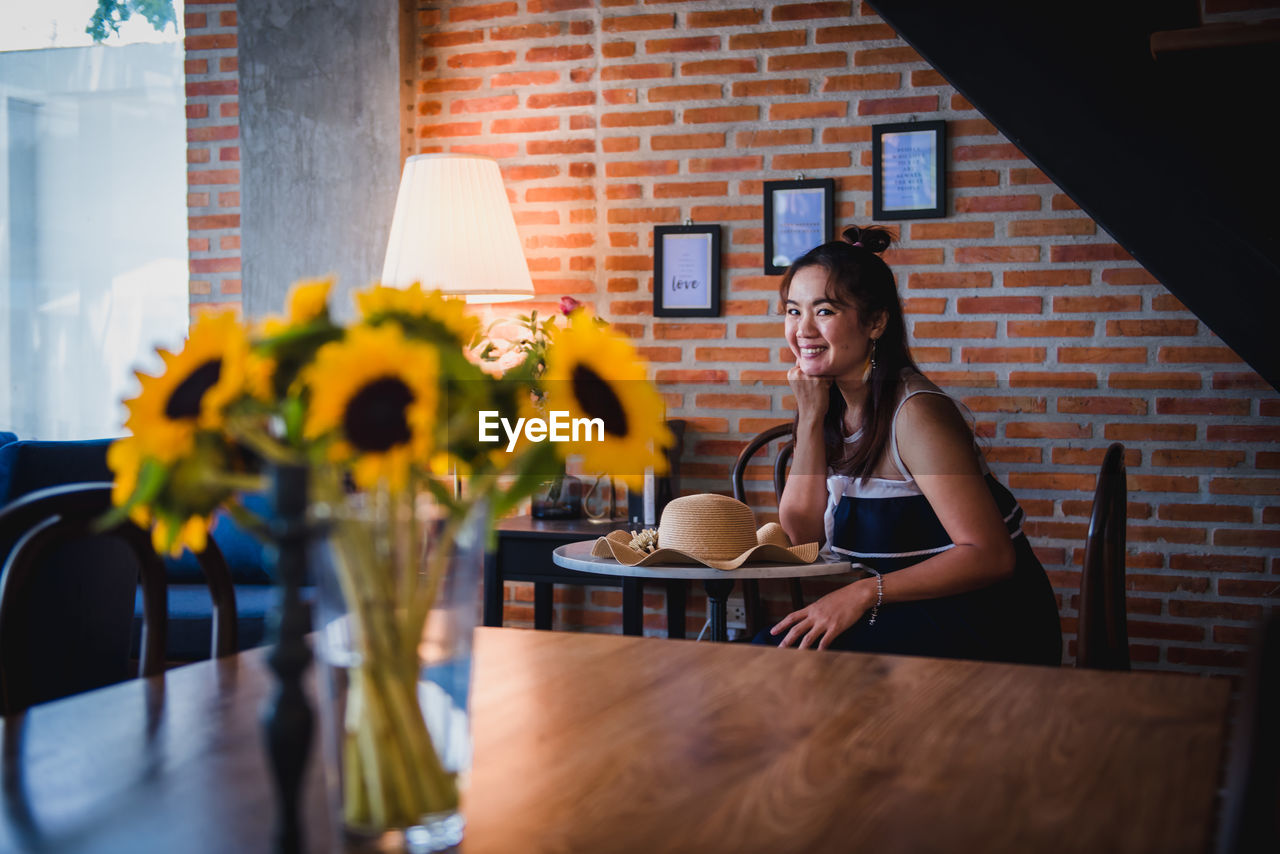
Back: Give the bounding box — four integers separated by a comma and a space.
1216, 611, 1280, 854
1076, 442, 1129, 670
0, 483, 172, 713
731, 423, 795, 504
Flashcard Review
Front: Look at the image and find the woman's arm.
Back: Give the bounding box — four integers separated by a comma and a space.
775, 392, 1016, 649
778, 366, 831, 546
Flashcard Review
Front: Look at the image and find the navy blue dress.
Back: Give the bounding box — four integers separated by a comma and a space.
769, 387, 1063, 666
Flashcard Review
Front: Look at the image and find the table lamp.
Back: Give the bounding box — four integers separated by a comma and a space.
381, 153, 535, 303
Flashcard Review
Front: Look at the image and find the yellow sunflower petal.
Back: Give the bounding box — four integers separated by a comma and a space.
123, 311, 250, 464
543, 312, 672, 489
355, 282, 481, 344
286, 277, 333, 324
304, 323, 439, 492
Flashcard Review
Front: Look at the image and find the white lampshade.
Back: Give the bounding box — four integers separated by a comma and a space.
381, 153, 535, 303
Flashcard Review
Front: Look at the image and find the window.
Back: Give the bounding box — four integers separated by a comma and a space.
0, 1, 187, 439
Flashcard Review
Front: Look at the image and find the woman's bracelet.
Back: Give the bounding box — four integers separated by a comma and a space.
866, 569, 883, 626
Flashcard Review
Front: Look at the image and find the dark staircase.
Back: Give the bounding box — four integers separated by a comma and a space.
867, 1, 1280, 390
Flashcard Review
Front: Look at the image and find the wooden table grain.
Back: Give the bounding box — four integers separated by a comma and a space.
0, 628, 1231, 854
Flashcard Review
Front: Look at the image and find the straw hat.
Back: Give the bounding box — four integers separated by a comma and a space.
591, 493, 819, 570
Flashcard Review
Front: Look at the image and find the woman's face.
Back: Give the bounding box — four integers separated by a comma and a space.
784, 265, 880, 381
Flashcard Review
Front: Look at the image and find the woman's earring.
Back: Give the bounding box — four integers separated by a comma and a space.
862, 338, 877, 383
870, 338, 877, 371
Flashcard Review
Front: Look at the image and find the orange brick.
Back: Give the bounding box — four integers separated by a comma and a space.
734, 79, 811, 98
605, 160, 678, 177
773, 2, 852, 20
911, 222, 994, 240
1009, 372, 1098, 389
960, 347, 1046, 364
689, 9, 764, 27
953, 144, 1024, 161
1057, 396, 1146, 415
1006, 422, 1092, 439
689, 205, 759, 221
854, 46, 923, 65
689, 156, 763, 173
1008, 320, 1094, 337
648, 84, 723, 102
773, 151, 851, 170
858, 95, 938, 116
1009, 472, 1096, 491
1152, 294, 1188, 311
954, 246, 1041, 264
1104, 422, 1196, 441
956, 194, 1041, 213
1008, 218, 1096, 237
1156, 397, 1250, 416
601, 63, 674, 81
685, 105, 759, 123
903, 297, 948, 314
1158, 347, 1242, 364
603, 14, 674, 32
768, 52, 848, 71
821, 72, 900, 92
1108, 372, 1201, 390
1211, 372, 1269, 390
735, 128, 813, 147
819, 23, 897, 42
729, 31, 806, 50
1010, 168, 1051, 185
951, 171, 1000, 188
653, 181, 728, 198
1004, 269, 1092, 287
913, 321, 997, 338
1154, 450, 1247, 468
1058, 347, 1146, 364
452, 94, 519, 114
601, 110, 673, 128
447, 51, 516, 69
185, 33, 236, 51
682, 59, 758, 75
694, 393, 771, 409
425, 31, 483, 48
956, 296, 1042, 313
1107, 319, 1198, 337
694, 347, 770, 362
652, 132, 725, 150
647, 37, 721, 54
907, 272, 992, 289
656, 370, 730, 383
450, 2, 518, 22
961, 396, 1048, 413
1053, 295, 1141, 313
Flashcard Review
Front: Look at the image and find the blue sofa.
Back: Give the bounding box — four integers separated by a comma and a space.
0, 437, 286, 661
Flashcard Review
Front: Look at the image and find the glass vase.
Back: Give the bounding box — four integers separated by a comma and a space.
529, 473, 582, 520
311, 492, 487, 853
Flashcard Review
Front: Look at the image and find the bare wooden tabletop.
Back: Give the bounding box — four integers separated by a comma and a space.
467, 628, 1231, 854
0, 627, 1231, 854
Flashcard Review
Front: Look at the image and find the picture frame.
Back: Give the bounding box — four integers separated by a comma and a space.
872, 119, 947, 220
763, 178, 835, 275
654, 224, 721, 317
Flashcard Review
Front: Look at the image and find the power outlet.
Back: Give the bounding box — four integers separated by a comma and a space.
725, 595, 747, 629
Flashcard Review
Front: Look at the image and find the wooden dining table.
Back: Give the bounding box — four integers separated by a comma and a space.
0, 627, 1232, 853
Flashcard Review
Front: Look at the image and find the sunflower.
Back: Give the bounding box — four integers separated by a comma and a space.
152, 513, 210, 558
257, 277, 333, 337
124, 311, 249, 464
542, 312, 672, 489
356, 282, 481, 345
303, 323, 439, 492
107, 437, 151, 527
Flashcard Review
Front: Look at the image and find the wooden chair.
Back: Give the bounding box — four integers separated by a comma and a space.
0, 483, 237, 714
1216, 611, 1280, 854
1076, 442, 1130, 670
730, 423, 801, 636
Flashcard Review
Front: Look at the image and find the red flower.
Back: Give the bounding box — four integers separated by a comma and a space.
559, 296, 582, 316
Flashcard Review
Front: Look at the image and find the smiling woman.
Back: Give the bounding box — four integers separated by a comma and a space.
767, 225, 1063, 666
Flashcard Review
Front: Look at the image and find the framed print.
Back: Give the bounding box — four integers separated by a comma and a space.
872, 119, 947, 220
763, 178, 835, 275
654, 224, 721, 317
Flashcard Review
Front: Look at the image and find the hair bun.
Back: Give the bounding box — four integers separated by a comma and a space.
841, 225, 893, 254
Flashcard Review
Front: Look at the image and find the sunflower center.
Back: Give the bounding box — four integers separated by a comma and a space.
571, 364, 628, 438
343, 377, 415, 452
164, 359, 222, 419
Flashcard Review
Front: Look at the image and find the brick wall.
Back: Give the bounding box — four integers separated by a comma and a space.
184, 1, 1278, 675
184, 0, 241, 316
409, 0, 1279, 674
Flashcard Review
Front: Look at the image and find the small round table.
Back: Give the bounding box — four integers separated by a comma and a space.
552, 540, 861, 642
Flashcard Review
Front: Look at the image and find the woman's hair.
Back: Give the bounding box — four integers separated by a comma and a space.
779, 224, 919, 480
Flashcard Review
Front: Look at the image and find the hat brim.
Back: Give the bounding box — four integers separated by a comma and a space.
591, 529, 819, 570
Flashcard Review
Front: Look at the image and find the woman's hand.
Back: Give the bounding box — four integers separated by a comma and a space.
771, 580, 876, 650
788, 365, 832, 424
